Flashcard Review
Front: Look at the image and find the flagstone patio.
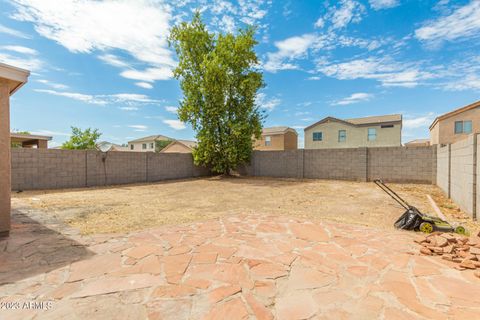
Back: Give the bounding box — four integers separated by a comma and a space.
1, 209, 480, 320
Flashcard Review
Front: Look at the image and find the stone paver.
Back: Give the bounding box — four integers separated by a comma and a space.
1, 210, 480, 319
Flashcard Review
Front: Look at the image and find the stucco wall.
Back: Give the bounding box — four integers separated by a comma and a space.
304, 120, 401, 149
11, 149, 210, 190
0, 79, 11, 235
254, 134, 285, 151
284, 131, 298, 150
128, 141, 156, 152
161, 143, 192, 153
435, 106, 480, 145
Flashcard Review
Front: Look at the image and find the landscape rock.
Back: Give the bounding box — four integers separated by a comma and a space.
416, 231, 480, 274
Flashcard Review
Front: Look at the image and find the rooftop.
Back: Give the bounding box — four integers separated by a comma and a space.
346, 114, 402, 125
304, 114, 402, 131
430, 100, 480, 129
128, 135, 172, 143
10, 133, 52, 142
262, 126, 297, 135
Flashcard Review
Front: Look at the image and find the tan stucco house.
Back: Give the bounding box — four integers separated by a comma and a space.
1, 63, 30, 237
304, 114, 402, 149
11, 132, 52, 148
254, 126, 298, 151
127, 135, 172, 152
429, 100, 480, 145
161, 140, 197, 153
405, 139, 430, 147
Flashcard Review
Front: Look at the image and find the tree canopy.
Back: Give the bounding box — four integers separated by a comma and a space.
61, 127, 101, 150
169, 12, 264, 174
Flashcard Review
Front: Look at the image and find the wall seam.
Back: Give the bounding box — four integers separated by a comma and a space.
448, 144, 451, 198
473, 134, 477, 220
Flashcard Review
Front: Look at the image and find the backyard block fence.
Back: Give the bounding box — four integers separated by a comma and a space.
11, 149, 210, 190
10, 134, 480, 219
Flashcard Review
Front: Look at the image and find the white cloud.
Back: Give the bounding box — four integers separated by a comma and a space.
128, 125, 148, 132
120, 106, 139, 111
135, 82, 153, 89
163, 119, 186, 130
317, 57, 432, 87
403, 113, 436, 130
31, 129, 70, 137
319, 0, 365, 30
264, 34, 317, 72
108, 93, 160, 104
213, 15, 236, 33
36, 79, 68, 90
0, 52, 43, 71
98, 54, 129, 68
314, 17, 324, 29
415, 1, 480, 45
0, 23, 31, 38
263, 32, 382, 73
120, 67, 172, 82
12, 0, 175, 82
165, 106, 178, 114
34, 89, 161, 105
332, 92, 373, 105
1, 45, 37, 55
255, 93, 281, 111
369, 0, 399, 10
34, 89, 108, 105
443, 74, 480, 91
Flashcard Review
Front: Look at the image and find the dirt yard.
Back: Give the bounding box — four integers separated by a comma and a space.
12, 176, 477, 235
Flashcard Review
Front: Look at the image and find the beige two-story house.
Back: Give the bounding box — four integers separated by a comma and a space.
429, 100, 480, 145
127, 135, 172, 152
254, 127, 298, 151
304, 114, 402, 149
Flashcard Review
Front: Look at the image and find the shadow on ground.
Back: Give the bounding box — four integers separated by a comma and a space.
0, 210, 94, 285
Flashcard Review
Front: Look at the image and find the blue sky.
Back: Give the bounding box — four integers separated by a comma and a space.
1, 0, 479, 147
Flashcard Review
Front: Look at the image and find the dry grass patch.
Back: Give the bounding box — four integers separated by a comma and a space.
12, 176, 479, 235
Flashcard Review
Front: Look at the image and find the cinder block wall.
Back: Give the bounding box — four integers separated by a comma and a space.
435, 134, 478, 219
436, 145, 450, 196
11, 149, 210, 190
304, 148, 367, 181
450, 136, 476, 214
253, 150, 304, 178
244, 146, 435, 183
11, 149, 87, 190
368, 146, 437, 183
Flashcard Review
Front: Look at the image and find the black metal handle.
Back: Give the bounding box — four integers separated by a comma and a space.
374, 179, 411, 210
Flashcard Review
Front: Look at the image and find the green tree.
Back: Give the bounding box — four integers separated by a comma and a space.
155, 140, 172, 152
61, 127, 101, 150
169, 12, 264, 174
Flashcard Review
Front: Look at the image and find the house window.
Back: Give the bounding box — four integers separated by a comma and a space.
455, 120, 472, 134
150, 143, 154, 149
142, 143, 147, 150
338, 130, 346, 142
265, 136, 271, 146
368, 128, 377, 141
130, 144, 134, 150
313, 132, 323, 141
